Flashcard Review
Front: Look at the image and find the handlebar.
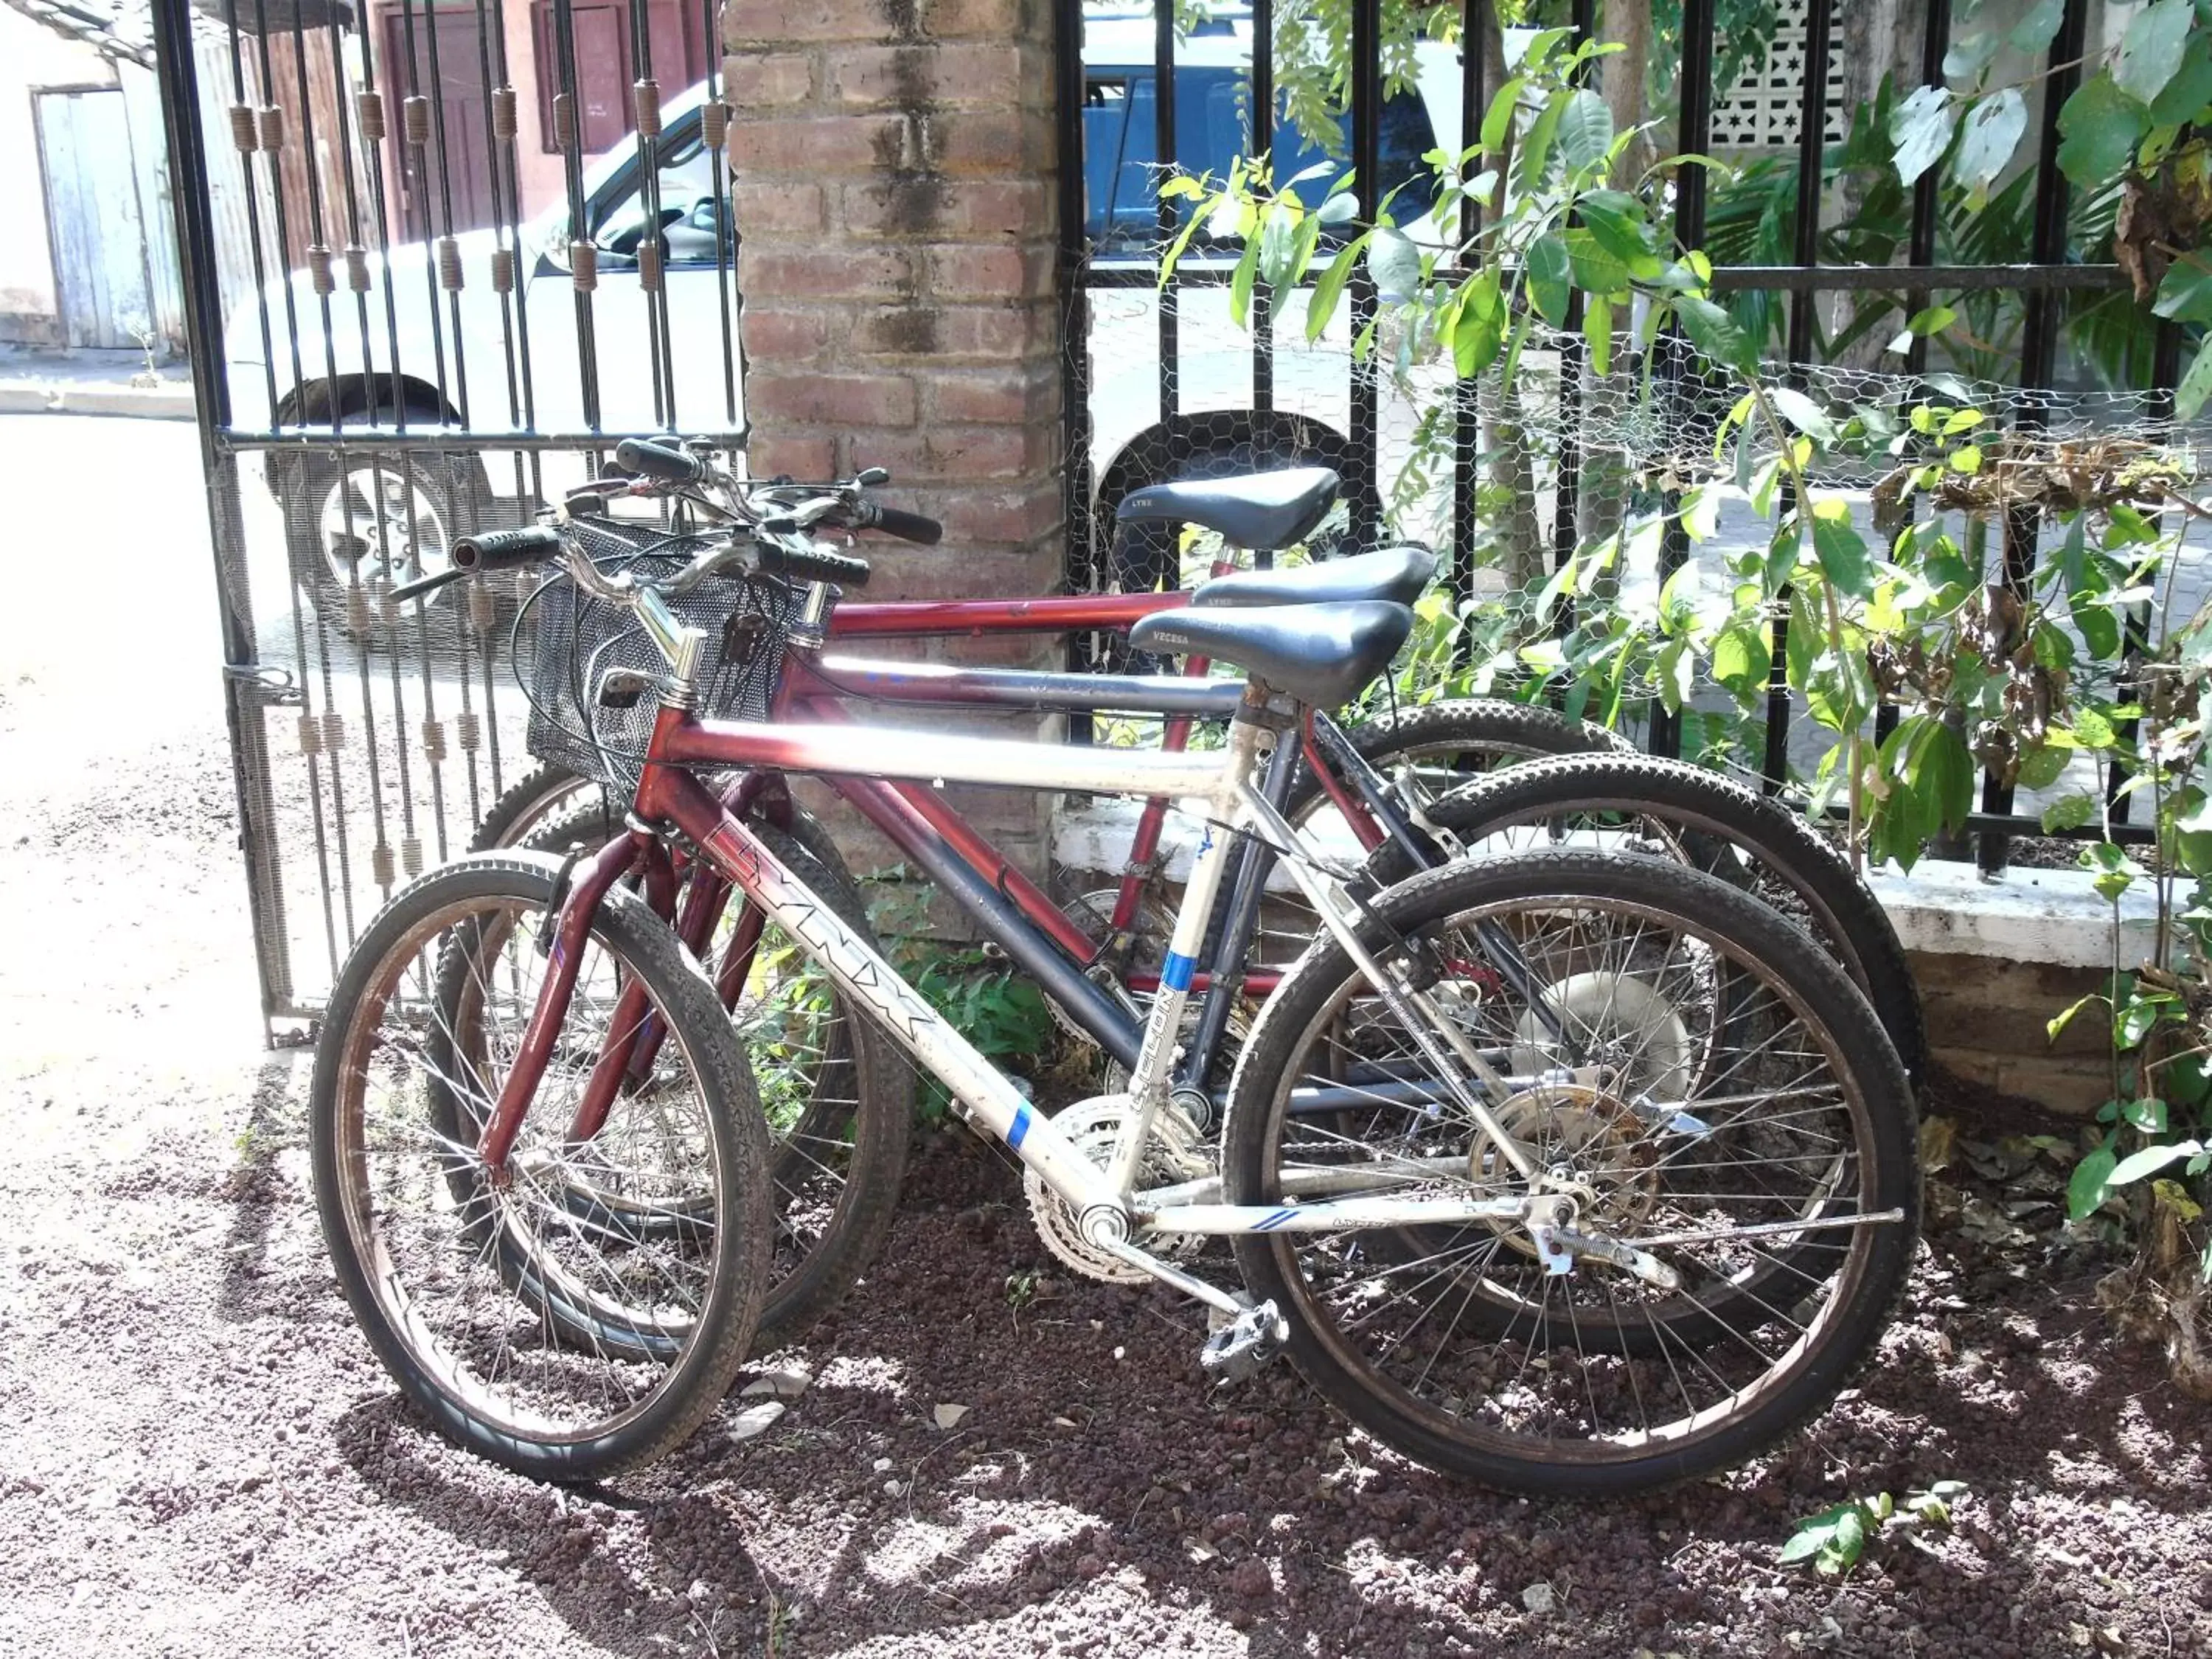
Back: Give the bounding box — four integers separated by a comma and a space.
757, 537, 872, 588
852, 501, 943, 546
613, 437, 706, 485
453, 525, 568, 570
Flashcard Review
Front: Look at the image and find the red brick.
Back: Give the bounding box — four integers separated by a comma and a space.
723, 0, 892, 45
919, 0, 1043, 42
721, 51, 817, 106
838, 178, 1051, 239
849, 538, 1062, 602
830, 44, 1036, 108
748, 371, 919, 427
925, 108, 1057, 175
849, 299, 1051, 361
858, 422, 1057, 480
738, 305, 831, 362
928, 243, 1055, 301
926, 365, 1058, 425
745, 433, 838, 480
740, 246, 920, 303
729, 180, 826, 234
925, 481, 1064, 544
730, 114, 915, 173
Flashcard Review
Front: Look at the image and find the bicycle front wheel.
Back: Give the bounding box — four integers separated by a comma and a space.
1220, 849, 1917, 1497
310, 853, 773, 1481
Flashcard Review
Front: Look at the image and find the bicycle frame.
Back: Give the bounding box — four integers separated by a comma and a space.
482, 683, 1543, 1304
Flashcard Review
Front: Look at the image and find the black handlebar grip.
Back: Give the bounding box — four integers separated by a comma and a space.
761, 541, 872, 589
613, 437, 706, 485
860, 502, 944, 546
451, 525, 567, 570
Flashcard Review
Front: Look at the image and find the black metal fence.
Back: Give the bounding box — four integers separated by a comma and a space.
1051, 0, 2177, 870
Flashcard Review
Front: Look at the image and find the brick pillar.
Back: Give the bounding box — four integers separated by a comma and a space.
721, 0, 1065, 879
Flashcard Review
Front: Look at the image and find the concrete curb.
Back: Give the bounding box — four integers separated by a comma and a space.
0, 382, 195, 420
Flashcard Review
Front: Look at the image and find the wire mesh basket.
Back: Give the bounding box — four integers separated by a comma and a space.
521, 517, 805, 792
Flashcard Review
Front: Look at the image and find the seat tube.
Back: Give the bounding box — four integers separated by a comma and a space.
1107, 545, 1245, 936
1105, 692, 1273, 1192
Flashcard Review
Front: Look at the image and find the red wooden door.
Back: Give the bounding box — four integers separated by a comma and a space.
382, 4, 496, 239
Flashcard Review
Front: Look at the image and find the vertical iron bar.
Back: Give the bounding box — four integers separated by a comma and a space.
1762, 0, 1832, 792
1346, 0, 1380, 546
1649, 0, 1714, 760
1056, 0, 1096, 708
1981, 0, 2086, 874
1250, 0, 1274, 417
153, 0, 291, 1030
1154, 0, 1178, 438
1902, 0, 1952, 383
1450, 0, 1487, 638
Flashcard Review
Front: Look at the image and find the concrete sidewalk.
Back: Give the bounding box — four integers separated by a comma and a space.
0, 344, 194, 420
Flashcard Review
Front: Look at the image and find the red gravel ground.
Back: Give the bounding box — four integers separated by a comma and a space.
1, 417, 2208, 1656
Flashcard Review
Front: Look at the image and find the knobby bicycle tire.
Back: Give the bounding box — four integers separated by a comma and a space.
1219, 849, 1919, 1498
310, 853, 773, 1481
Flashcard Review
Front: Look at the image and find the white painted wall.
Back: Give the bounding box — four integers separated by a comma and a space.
0, 9, 119, 340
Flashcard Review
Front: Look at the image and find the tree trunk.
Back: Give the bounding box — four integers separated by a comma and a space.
1600, 0, 1658, 185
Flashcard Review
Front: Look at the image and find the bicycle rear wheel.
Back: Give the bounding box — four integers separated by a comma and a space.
1403, 754, 1927, 1085
1220, 849, 1917, 1497
310, 853, 773, 1481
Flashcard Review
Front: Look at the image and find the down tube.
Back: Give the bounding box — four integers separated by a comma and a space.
657, 776, 1120, 1213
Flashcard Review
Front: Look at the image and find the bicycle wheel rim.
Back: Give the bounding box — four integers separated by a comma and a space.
1234, 874, 1906, 1476
330, 891, 734, 1449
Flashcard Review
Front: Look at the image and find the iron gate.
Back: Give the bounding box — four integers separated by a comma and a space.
153, 0, 743, 1032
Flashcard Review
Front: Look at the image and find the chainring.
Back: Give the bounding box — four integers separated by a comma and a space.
1023, 1094, 1211, 1283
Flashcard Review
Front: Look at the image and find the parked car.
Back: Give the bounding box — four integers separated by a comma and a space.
229, 80, 738, 622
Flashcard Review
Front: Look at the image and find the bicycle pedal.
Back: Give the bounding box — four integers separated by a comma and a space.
1200, 1299, 1284, 1385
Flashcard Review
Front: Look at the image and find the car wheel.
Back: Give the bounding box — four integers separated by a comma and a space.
279, 448, 490, 643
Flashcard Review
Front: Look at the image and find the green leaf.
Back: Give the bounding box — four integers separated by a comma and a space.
2175, 337, 2212, 422
2110, 1139, 2204, 1189
2149, 45, 2212, 125
1557, 88, 1613, 175
1675, 295, 1756, 375
2068, 1142, 2118, 1220
2057, 74, 2151, 189
1813, 509, 1873, 598
1949, 445, 1983, 474
2049, 992, 2104, 1042
1515, 89, 1568, 193
1565, 228, 1630, 297
2123, 1096, 2169, 1134
1944, 32, 2002, 81
1304, 233, 1366, 342
2115, 0, 2194, 105
1891, 85, 1957, 186
2042, 793, 2098, 833
1480, 77, 1525, 153
1712, 622, 1767, 706
2017, 744, 2071, 790
2009, 0, 2065, 55
1257, 207, 1303, 294
1584, 293, 1613, 378
1228, 234, 1262, 328
1952, 88, 2028, 201
1770, 386, 1837, 445
1315, 191, 1360, 226
2068, 707, 2118, 749
1366, 226, 1422, 305
1526, 233, 1571, 326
